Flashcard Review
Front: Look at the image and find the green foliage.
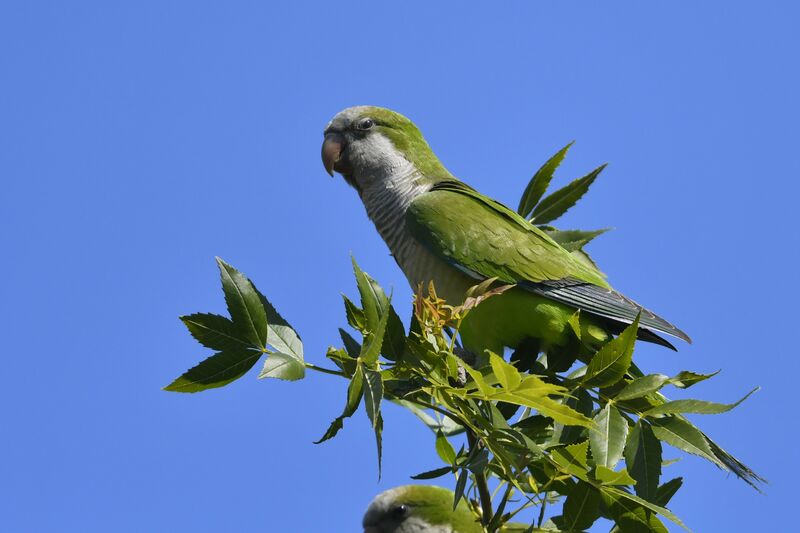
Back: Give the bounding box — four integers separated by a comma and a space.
167, 144, 763, 531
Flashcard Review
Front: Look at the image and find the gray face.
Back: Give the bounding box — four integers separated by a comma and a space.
321, 107, 410, 191
362, 488, 451, 533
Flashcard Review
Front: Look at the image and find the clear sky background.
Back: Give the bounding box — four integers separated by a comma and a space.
1, 2, 798, 532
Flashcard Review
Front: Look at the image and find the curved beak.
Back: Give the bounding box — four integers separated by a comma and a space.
321, 132, 345, 177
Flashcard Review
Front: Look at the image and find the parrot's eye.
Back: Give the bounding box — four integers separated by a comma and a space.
356, 118, 375, 131
390, 504, 409, 519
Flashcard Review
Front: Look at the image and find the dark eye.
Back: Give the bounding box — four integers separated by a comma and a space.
390, 504, 408, 519
357, 118, 375, 131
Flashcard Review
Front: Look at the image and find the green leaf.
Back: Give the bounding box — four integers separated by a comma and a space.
352, 257, 381, 330
649, 416, 723, 468
435, 430, 457, 465
643, 387, 758, 417
559, 481, 601, 531
544, 228, 610, 252
339, 328, 361, 359
374, 412, 384, 478
254, 285, 303, 359
180, 313, 251, 351
583, 316, 639, 388
392, 400, 464, 436
551, 440, 590, 478
314, 364, 364, 444
589, 404, 628, 469
343, 295, 366, 331
453, 469, 468, 510
381, 305, 406, 361
616, 374, 670, 401
257, 353, 305, 381
654, 477, 683, 507
624, 421, 662, 502
602, 490, 670, 533
363, 368, 383, 428
489, 351, 522, 390
411, 466, 452, 480
164, 348, 262, 393
464, 365, 495, 397
594, 465, 637, 485
494, 392, 594, 428
518, 141, 574, 218
360, 293, 392, 366
601, 486, 688, 532
530, 164, 606, 224
669, 370, 720, 389
216, 257, 268, 349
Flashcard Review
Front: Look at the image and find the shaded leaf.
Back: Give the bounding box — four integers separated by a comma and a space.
602, 486, 688, 532
361, 294, 392, 366
363, 368, 383, 428
381, 305, 406, 361
453, 469, 468, 510
643, 388, 758, 417
617, 374, 670, 401
669, 370, 720, 389
343, 295, 366, 331
624, 421, 662, 502
180, 313, 251, 351
216, 257, 268, 349
531, 164, 606, 224
583, 316, 639, 388
254, 284, 303, 359
339, 328, 361, 359
411, 466, 452, 480
589, 404, 628, 468
559, 481, 601, 531
518, 141, 573, 218
654, 477, 683, 507
164, 348, 261, 393
435, 430, 457, 465
649, 416, 722, 468
257, 352, 305, 381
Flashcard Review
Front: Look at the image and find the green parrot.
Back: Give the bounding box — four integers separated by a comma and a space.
322, 106, 690, 359
362, 485, 482, 533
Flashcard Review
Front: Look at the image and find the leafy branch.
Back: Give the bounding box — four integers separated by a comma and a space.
166, 143, 763, 532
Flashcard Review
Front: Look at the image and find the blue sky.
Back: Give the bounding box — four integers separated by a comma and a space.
1, 2, 798, 531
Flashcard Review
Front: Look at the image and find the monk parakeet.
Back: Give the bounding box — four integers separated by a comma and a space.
322, 106, 689, 358
362, 485, 482, 533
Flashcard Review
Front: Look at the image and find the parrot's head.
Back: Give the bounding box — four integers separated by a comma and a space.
362, 485, 481, 533
322, 106, 453, 191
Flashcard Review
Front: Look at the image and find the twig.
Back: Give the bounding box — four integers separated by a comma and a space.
467, 431, 494, 528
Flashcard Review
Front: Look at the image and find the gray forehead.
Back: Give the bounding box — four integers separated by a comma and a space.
363, 486, 405, 526
325, 105, 372, 131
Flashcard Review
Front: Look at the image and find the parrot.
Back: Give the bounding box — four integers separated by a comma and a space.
322, 106, 690, 360
362, 485, 480, 533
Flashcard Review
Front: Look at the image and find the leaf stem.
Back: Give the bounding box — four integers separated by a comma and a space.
304, 363, 346, 377
467, 431, 494, 529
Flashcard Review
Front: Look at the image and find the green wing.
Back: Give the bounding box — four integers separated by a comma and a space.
406, 181, 609, 287
406, 181, 690, 344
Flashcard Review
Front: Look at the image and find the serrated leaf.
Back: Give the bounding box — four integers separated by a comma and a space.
518, 141, 574, 218
654, 477, 683, 507
180, 313, 251, 351
494, 392, 594, 428
595, 465, 637, 485
257, 352, 305, 381
559, 481, 601, 531
315, 364, 364, 444
453, 469, 468, 510
624, 421, 662, 502
617, 374, 670, 401
530, 164, 606, 224
360, 293, 392, 366
216, 257, 268, 349
464, 365, 495, 397
381, 305, 406, 361
603, 490, 670, 533
583, 316, 639, 388
669, 370, 720, 389
435, 430, 457, 465
343, 295, 366, 331
567, 310, 582, 341
363, 368, 383, 428
551, 440, 590, 478
590, 404, 628, 469
490, 351, 522, 390
339, 328, 361, 359
602, 486, 688, 532
164, 348, 262, 393
643, 387, 758, 417
544, 228, 609, 252
352, 256, 382, 332
649, 417, 723, 468
254, 284, 303, 359
374, 412, 384, 478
